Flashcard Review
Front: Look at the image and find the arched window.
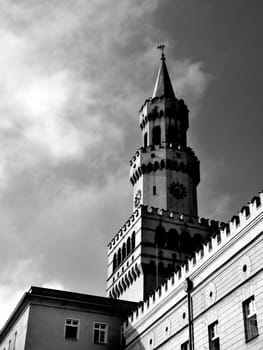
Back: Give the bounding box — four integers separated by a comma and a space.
167, 125, 177, 144
167, 264, 174, 276
167, 229, 179, 250
193, 234, 202, 250
144, 133, 148, 147
117, 248, 122, 266
149, 260, 156, 274
158, 262, 164, 276
131, 232, 136, 250
180, 231, 192, 253
122, 243, 126, 261
127, 237, 131, 256
118, 282, 123, 294
155, 224, 166, 248
113, 253, 117, 271
152, 126, 161, 145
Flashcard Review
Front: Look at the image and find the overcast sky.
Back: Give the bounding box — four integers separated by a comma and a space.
0, 0, 262, 328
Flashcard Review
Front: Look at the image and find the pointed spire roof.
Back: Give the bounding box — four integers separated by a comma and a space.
152, 46, 176, 99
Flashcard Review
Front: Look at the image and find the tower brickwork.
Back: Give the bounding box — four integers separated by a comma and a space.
106, 206, 221, 301
106, 49, 221, 302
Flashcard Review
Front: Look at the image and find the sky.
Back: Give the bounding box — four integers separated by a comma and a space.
0, 0, 262, 328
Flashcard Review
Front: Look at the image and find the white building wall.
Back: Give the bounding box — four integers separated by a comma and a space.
123, 193, 263, 350
0, 306, 30, 350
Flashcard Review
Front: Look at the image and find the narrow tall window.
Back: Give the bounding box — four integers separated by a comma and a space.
155, 224, 166, 248
93, 322, 108, 344
153, 186, 156, 195
64, 318, 79, 340
127, 237, 131, 255
113, 253, 117, 271
152, 126, 161, 145
117, 248, 122, 266
13, 332, 17, 350
144, 132, 148, 147
208, 321, 220, 350
122, 243, 126, 261
181, 340, 189, 350
243, 296, 258, 342
131, 232, 136, 250
8, 340, 11, 350
167, 229, 178, 250
167, 125, 176, 144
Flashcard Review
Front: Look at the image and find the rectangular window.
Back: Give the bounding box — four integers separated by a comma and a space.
13, 332, 17, 350
243, 296, 258, 342
64, 318, 80, 340
181, 340, 189, 350
153, 186, 156, 195
208, 321, 220, 350
93, 322, 108, 344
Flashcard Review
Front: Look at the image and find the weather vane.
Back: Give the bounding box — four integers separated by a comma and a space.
157, 44, 166, 59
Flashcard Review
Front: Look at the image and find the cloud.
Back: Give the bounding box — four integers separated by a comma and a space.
0, 0, 214, 330
0, 167, 131, 328
197, 157, 234, 220
172, 60, 212, 115
0, 259, 41, 328
42, 280, 64, 291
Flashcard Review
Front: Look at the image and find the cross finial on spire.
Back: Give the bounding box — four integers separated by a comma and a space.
157, 44, 166, 60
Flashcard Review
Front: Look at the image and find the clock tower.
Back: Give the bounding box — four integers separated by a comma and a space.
131, 48, 199, 217
106, 48, 220, 302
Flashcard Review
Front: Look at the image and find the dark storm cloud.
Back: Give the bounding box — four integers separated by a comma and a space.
0, 0, 262, 327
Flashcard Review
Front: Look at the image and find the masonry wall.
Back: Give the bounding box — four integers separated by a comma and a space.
125, 237, 263, 349
123, 193, 263, 350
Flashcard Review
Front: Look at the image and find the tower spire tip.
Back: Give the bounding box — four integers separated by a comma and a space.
157, 44, 166, 60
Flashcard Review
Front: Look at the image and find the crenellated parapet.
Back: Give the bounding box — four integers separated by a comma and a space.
106, 199, 225, 301
107, 207, 142, 253
140, 205, 222, 230
129, 145, 198, 166
107, 203, 222, 254
129, 144, 200, 186
123, 191, 263, 328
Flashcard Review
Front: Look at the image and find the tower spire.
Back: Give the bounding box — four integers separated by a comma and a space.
157, 44, 166, 60
152, 45, 176, 99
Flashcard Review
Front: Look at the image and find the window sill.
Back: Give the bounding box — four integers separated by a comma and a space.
245, 333, 259, 343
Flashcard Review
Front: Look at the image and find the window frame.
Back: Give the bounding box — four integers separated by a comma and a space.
181, 340, 189, 350
64, 318, 80, 340
208, 320, 220, 350
243, 295, 259, 342
93, 322, 108, 345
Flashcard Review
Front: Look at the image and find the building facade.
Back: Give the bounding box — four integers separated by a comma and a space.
0, 287, 136, 350
123, 193, 263, 349
0, 51, 262, 350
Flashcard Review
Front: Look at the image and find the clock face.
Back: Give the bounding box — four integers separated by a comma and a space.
169, 181, 187, 199
134, 189, 142, 208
